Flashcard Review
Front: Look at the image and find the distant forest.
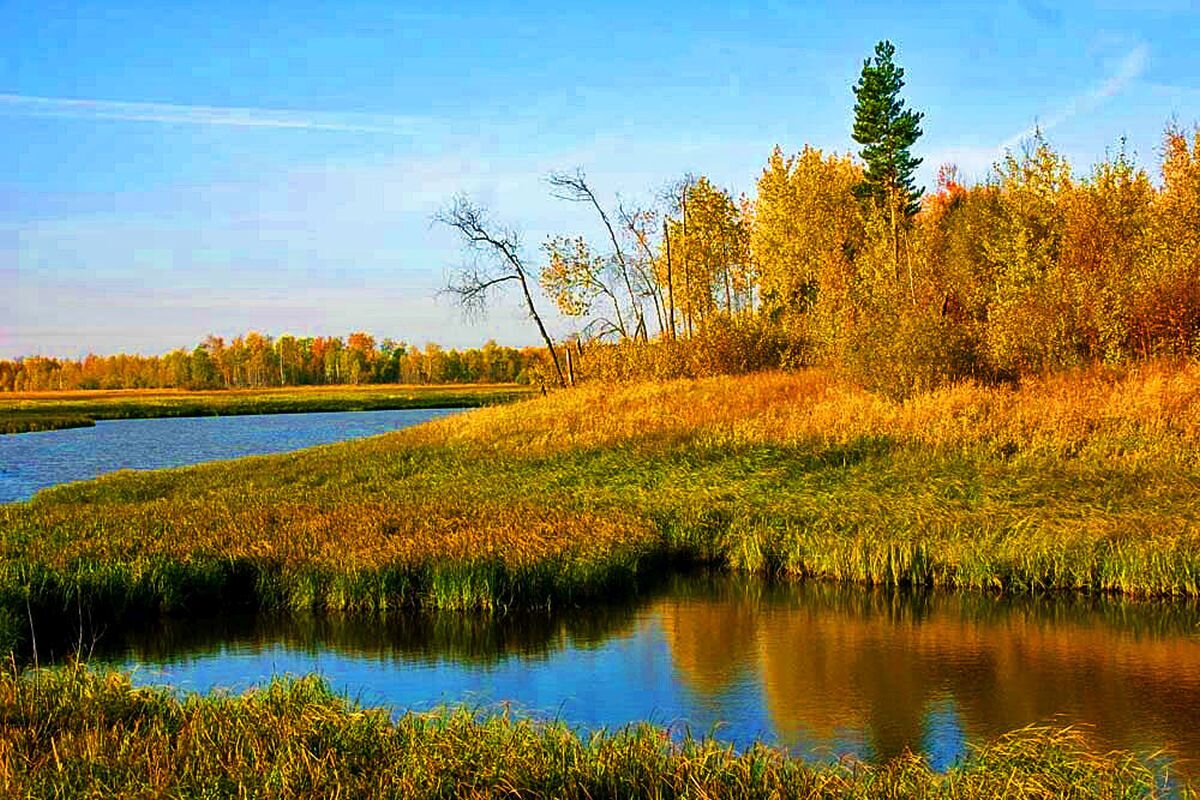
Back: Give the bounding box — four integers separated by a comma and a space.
0, 335, 548, 392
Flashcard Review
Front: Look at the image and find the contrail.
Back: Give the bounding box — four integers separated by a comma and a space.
0, 93, 428, 134
999, 44, 1148, 151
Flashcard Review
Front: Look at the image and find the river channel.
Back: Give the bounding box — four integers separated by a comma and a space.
0, 407, 457, 503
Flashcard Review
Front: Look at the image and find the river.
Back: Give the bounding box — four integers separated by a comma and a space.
0, 408, 456, 503
70, 573, 1200, 773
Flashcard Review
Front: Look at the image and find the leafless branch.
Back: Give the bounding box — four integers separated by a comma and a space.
435, 194, 567, 387
548, 169, 644, 339
438, 269, 521, 318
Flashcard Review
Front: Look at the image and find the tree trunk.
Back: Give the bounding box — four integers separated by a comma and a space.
664, 220, 676, 341
723, 243, 733, 315
515, 268, 567, 387
682, 191, 692, 338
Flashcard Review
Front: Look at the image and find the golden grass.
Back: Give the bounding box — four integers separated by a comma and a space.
2, 363, 1199, 642
411, 361, 1200, 460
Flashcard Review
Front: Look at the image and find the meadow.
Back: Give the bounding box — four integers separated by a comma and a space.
3, 363, 1199, 650
0, 665, 1173, 798
0, 383, 533, 434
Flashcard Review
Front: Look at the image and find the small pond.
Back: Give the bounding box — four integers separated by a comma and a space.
59, 573, 1200, 774
0, 408, 457, 503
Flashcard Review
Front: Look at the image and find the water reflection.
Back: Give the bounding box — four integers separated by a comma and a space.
87, 602, 641, 668
83, 573, 1200, 772
659, 576, 1200, 769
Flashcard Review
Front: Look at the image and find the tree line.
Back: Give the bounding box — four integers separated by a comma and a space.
441, 41, 1200, 395
0, 334, 548, 392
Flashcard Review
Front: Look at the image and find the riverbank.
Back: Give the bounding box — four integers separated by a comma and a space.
0, 383, 533, 434
2, 364, 1198, 643
0, 665, 1170, 797
0, 413, 95, 435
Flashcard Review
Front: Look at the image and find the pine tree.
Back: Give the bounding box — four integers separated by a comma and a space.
852, 40, 924, 218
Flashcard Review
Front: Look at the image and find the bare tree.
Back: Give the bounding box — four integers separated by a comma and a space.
548, 169, 647, 341
617, 202, 668, 338
436, 195, 566, 387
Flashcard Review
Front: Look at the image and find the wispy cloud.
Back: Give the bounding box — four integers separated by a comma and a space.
0, 93, 428, 134
925, 45, 1151, 183
999, 44, 1149, 151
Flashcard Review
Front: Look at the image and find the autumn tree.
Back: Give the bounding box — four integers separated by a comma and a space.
1140, 124, 1200, 356
545, 170, 649, 340
980, 134, 1074, 373
345, 331, 377, 384
437, 196, 566, 387
276, 334, 300, 385
241, 331, 277, 387
540, 235, 627, 339
660, 176, 750, 336
189, 344, 220, 389
1059, 144, 1155, 362
752, 146, 862, 335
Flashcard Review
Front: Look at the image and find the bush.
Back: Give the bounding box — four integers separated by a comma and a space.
575, 314, 802, 383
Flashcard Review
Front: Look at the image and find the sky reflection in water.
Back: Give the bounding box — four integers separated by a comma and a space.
0, 408, 457, 503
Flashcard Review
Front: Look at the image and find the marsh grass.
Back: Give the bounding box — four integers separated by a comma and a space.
0, 383, 532, 434
0, 665, 1178, 798
2, 364, 1199, 647
0, 413, 94, 434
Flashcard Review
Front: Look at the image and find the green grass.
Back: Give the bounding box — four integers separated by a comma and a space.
0, 665, 1177, 798
0, 383, 533, 435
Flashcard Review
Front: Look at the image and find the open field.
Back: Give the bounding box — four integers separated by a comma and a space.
0, 665, 1173, 798
0, 383, 534, 434
2, 363, 1199, 646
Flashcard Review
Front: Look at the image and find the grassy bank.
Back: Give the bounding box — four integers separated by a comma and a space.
2, 365, 1199, 637
0, 383, 532, 434
0, 666, 1173, 798
0, 413, 95, 435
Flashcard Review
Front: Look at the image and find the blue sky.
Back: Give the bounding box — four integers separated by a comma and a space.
4, 0, 1199, 358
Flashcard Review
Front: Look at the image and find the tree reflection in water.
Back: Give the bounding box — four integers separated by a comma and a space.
656, 575, 1200, 770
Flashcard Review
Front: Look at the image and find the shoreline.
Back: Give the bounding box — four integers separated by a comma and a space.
0, 383, 533, 435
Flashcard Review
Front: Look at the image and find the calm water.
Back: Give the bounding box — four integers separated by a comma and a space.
75, 574, 1200, 773
0, 408, 456, 503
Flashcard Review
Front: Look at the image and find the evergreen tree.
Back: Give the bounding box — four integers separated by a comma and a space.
852, 40, 924, 217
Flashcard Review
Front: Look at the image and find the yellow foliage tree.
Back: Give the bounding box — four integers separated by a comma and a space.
751, 146, 863, 348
